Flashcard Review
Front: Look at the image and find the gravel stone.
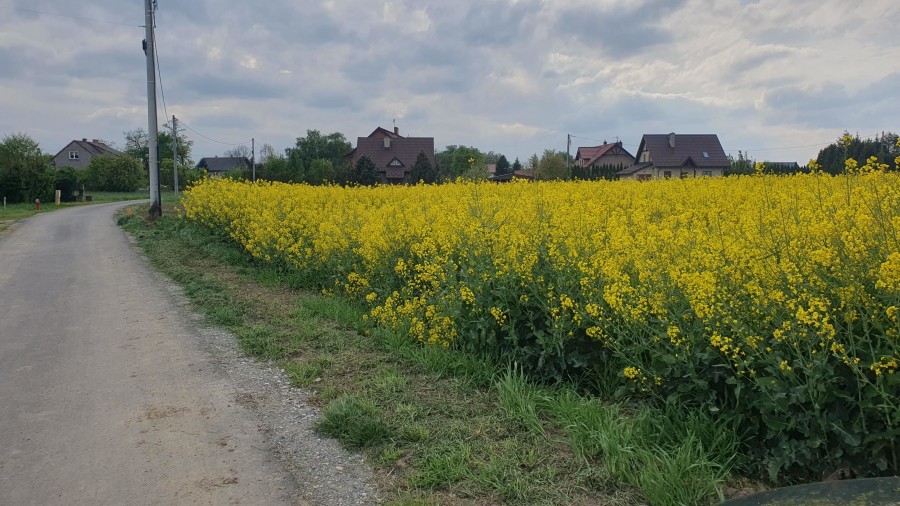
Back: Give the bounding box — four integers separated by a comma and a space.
156, 271, 380, 505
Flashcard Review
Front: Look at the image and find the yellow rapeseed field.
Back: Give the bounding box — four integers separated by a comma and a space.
183, 170, 899, 476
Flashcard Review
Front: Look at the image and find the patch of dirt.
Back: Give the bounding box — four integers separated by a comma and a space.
142, 404, 190, 421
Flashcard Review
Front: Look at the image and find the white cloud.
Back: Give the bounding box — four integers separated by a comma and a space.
0, 0, 897, 164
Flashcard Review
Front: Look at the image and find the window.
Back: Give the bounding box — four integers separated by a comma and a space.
702, 151, 709, 158
640, 151, 650, 163
69, 151, 79, 160
702, 170, 712, 177
663, 170, 672, 179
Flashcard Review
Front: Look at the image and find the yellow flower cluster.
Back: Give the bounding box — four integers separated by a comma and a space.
181, 174, 900, 405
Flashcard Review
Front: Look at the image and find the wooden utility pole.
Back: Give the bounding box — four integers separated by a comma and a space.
172, 115, 178, 195
144, 0, 161, 217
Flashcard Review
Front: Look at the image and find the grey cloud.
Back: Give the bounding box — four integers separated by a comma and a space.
456, 0, 541, 46
729, 47, 794, 75
555, 0, 688, 57
305, 89, 363, 111
0, 45, 43, 80
176, 73, 288, 100
762, 73, 900, 129
188, 112, 260, 131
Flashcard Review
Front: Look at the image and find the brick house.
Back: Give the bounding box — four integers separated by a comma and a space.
346, 127, 435, 184
617, 133, 728, 180
52, 139, 120, 170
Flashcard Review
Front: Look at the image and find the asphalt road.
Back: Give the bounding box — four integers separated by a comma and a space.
0, 203, 303, 505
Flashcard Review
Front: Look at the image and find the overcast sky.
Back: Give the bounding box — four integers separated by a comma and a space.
1, 0, 898, 165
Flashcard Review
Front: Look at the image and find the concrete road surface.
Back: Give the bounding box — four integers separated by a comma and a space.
0, 203, 304, 505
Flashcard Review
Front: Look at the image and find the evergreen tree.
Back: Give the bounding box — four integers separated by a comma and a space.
494, 155, 511, 177
410, 152, 437, 184
815, 131, 899, 174
350, 155, 380, 186
512, 157, 522, 173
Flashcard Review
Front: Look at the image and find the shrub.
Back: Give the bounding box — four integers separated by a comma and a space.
55, 167, 81, 202
86, 154, 145, 192
0, 133, 55, 203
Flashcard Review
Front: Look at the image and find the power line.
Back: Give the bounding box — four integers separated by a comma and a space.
569, 134, 638, 147
179, 120, 249, 146
146, 5, 247, 150
152, 8, 168, 121
724, 142, 830, 153
1, 5, 141, 27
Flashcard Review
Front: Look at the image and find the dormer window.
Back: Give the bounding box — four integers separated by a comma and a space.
69, 151, 79, 160
386, 157, 405, 168
702, 151, 709, 158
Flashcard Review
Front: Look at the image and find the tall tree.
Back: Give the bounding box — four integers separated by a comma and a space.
258, 143, 278, 165
86, 154, 146, 192
306, 159, 335, 185
512, 157, 523, 173
483, 151, 503, 164
434, 145, 457, 178
123, 125, 193, 171
494, 155, 511, 177
454, 146, 486, 180
286, 130, 351, 181
815, 131, 899, 174
725, 150, 754, 176
410, 152, 437, 184
435, 145, 487, 180
527, 154, 540, 172
0, 133, 55, 203
223, 145, 251, 159
258, 154, 292, 182
350, 155, 379, 186
535, 149, 569, 180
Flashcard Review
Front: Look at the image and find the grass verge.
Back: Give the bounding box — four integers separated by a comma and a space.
0, 191, 179, 237
119, 206, 758, 505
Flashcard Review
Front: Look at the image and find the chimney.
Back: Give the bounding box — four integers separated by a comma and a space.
92, 139, 100, 143
668, 132, 676, 149
394, 126, 399, 136
384, 137, 391, 149
82, 138, 87, 142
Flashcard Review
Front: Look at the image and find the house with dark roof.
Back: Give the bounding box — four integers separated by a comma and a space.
196, 156, 251, 177
347, 126, 435, 184
52, 138, 121, 170
617, 133, 728, 180
573, 142, 635, 179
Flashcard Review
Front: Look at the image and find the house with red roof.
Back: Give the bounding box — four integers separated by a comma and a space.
575, 141, 634, 168
617, 133, 728, 180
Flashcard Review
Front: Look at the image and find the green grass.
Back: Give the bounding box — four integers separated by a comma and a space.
118, 207, 759, 505
0, 190, 180, 235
